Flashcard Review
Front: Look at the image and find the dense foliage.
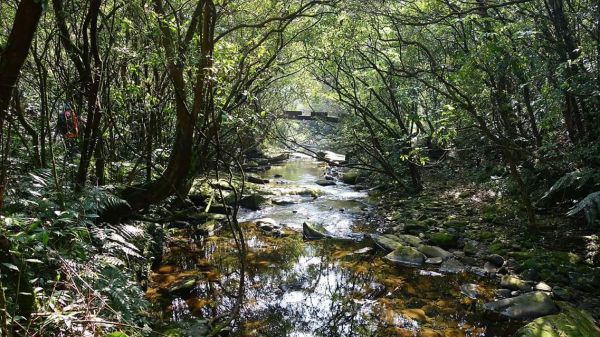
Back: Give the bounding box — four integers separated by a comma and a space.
0, 0, 598, 335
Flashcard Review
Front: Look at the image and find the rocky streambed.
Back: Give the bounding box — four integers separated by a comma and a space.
146, 153, 600, 337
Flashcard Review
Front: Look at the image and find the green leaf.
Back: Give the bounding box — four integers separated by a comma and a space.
1, 263, 20, 272
24, 259, 44, 264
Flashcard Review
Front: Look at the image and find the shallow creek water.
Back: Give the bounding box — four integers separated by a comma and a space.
148, 155, 520, 336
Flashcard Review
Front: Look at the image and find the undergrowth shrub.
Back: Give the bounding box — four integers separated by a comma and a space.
0, 170, 155, 336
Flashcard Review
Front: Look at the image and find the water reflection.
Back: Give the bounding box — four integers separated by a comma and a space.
148, 156, 519, 336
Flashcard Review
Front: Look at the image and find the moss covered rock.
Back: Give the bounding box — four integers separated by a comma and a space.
240, 194, 270, 210
430, 231, 458, 248
516, 302, 600, 337
383, 246, 425, 267
341, 170, 360, 184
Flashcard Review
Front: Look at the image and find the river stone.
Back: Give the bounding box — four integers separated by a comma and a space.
240, 194, 270, 210
460, 283, 481, 299
303, 222, 331, 240
463, 240, 479, 255
486, 254, 505, 268
316, 179, 336, 186
341, 170, 360, 184
496, 289, 513, 299
384, 246, 425, 267
272, 197, 297, 205
426, 257, 443, 264
418, 245, 452, 259
515, 302, 600, 337
484, 261, 498, 274
484, 291, 559, 319
246, 174, 269, 184
439, 259, 467, 273
255, 218, 279, 231
535, 282, 552, 292
500, 275, 531, 291
372, 234, 404, 252
429, 231, 458, 248
471, 267, 488, 277
395, 234, 422, 247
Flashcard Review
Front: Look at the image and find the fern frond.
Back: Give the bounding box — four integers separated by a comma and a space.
567, 191, 600, 226
538, 170, 600, 207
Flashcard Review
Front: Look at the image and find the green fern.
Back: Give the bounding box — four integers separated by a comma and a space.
567, 191, 600, 226
538, 169, 600, 207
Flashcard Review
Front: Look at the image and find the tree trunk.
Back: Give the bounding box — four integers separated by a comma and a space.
0, 0, 43, 209
108, 0, 216, 219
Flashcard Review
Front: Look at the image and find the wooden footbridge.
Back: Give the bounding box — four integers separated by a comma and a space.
283, 110, 340, 123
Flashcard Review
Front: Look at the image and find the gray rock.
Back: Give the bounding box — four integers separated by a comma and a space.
272, 197, 297, 205
496, 289, 512, 298
240, 194, 270, 210
500, 275, 532, 291
371, 234, 404, 252
486, 254, 505, 268
383, 246, 425, 267
418, 245, 452, 259
484, 291, 559, 319
246, 174, 269, 184
425, 257, 443, 264
396, 234, 422, 247
535, 282, 552, 292
255, 218, 278, 231
471, 267, 488, 277
303, 222, 331, 240
463, 240, 479, 255
316, 179, 336, 186
484, 261, 498, 274
439, 259, 467, 273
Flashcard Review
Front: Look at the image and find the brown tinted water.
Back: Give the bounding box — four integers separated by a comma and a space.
147, 155, 520, 336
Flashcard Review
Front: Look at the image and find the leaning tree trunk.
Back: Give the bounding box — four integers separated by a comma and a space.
0, 0, 43, 209
108, 0, 216, 219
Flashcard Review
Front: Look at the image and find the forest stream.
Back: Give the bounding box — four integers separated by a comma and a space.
146, 154, 522, 337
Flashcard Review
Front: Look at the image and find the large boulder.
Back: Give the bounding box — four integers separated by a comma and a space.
484, 292, 559, 319
240, 194, 270, 210
341, 170, 360, 185
516, 302, 600, 337
383, 246, 425, 267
